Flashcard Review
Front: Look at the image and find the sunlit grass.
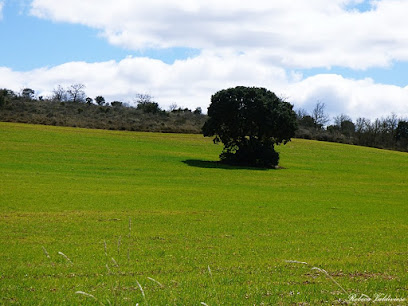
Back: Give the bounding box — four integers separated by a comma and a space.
0, 122, 407, 304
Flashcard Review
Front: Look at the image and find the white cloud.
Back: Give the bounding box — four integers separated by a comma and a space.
0, 52, 288, 108
1, 54, 407, 120
285, 74, 408, 120
29, 0, 408, 69
3, 1, 408, 121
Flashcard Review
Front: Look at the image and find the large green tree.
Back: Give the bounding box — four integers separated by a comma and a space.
203, 86, 297, 168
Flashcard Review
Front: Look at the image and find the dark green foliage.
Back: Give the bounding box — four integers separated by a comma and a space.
193, 107, 202, 115
171, 107, 192, 113
220, 138, 280, 168
203, 86, 297, 168
0, 89, 17, 108
396, 121, 408, 141
396, 121, 408, 150
111, 101, 123, 107
137, 101, 162, 114
0, 88, 16, 98
326, 125, 340, 133
298, 115, 316, 129
340, 120, 355, 137
135, 93, 163, 114
21, 88, 35, 100
95, 96, 105, 106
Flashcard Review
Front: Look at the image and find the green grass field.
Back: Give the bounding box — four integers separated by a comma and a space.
0, 122, 407, 305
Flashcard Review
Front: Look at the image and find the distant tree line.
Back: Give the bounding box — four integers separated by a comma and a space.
0, 85, 205, 134
0, 85, 407, 152
296, 102, 408, 152
1, 84, 203, 115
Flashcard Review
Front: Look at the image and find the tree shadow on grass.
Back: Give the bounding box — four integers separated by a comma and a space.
182, 159, 273, 171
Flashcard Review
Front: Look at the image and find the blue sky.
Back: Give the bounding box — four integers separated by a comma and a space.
0, 1, 200, 69
300, 63, 408, 88
346, 0, 372, 12
0, 0, 407, 119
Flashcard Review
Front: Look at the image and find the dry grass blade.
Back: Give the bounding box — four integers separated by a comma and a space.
285, 260, 308, 265
147, 277, 164, 288
128, 217, 132, 238
75, 291, 105, 305
75, 291, 97, 300
106, 264, 112, 274
58, 251, 73, 264
208, 265, 220, 304
111, 257, 119, 267
312, 267, 348, 295
117, 235, 121, 255
136, 279, 148, 305
42, 246, 51, 259
208, 265, 213, 278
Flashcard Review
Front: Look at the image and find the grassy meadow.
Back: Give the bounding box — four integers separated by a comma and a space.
0, 122, 407, 305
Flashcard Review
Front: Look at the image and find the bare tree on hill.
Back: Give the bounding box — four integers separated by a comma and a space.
312, 101, 330, 129
67, 84, 86, 103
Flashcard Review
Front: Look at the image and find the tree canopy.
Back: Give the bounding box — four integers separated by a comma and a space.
21, 88, 35, 100
203, 86, 297, 168
95, 96, 106, 106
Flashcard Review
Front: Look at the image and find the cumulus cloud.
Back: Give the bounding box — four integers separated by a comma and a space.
285, 74, 408, 119
1, 54, 407, 121
29, 0, 408, 69
2, 1, 407, 121
0, 52, 288, 108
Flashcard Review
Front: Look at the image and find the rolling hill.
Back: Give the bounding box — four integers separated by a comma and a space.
0, 122, 407, 304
